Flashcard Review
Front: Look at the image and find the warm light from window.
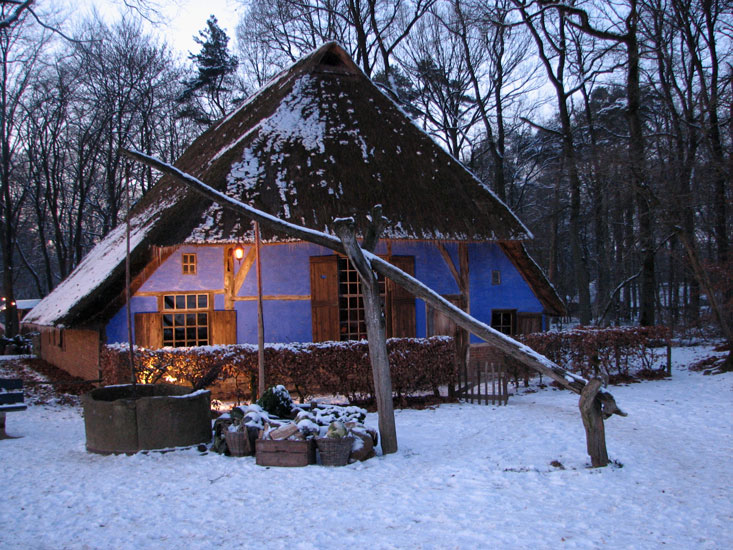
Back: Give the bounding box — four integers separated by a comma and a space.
233, 246, 245, 260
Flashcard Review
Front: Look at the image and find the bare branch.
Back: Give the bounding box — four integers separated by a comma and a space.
0, 0, 33, 30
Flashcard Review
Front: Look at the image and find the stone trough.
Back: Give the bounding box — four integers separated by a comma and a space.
82, 384, 211, 454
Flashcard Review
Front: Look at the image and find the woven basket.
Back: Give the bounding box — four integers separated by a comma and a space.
316, 437, 353, 466
224, 430, 252, 457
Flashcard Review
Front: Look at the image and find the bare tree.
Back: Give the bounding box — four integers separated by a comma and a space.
668, 0, 730, 267
237, 0, 435, 81
512, 0, 609, 325
73, 17, 183, 236
0, 2, 47, 334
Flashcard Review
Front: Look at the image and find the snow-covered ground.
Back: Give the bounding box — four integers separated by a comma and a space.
1, 345, 731, 550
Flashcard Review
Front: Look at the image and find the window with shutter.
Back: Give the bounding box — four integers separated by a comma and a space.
161, 293, 210, 347
310, 254, 416, 341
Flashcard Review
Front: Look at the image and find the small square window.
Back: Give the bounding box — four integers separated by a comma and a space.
491, 270, 501, 285
182, 253, 197, 275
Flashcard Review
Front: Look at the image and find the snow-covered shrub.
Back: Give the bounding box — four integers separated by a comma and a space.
519, 326, 671, 381
257, 385, 295, 418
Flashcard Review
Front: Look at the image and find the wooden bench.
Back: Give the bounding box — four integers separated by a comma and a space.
0, 378, 27, 438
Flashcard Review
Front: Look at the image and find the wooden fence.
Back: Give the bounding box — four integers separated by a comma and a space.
457, 361, 509, 405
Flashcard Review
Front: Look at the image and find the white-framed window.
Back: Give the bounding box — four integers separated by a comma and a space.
161, 293, 209, 347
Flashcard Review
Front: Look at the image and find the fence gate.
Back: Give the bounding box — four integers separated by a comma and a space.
457, 361, 509, 405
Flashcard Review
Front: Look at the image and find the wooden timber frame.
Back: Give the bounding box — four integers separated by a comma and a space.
123, 148, 627, 465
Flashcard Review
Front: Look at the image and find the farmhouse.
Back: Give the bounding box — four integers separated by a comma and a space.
23, 42, 564, 381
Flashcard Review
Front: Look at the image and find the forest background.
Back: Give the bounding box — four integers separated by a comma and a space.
0, 0, 730, 338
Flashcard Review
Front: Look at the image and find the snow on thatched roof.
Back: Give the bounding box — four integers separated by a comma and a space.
25, 42, 542, 328
170, 42, 531, 243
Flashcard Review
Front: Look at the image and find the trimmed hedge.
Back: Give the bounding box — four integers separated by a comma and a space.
101, 336, 456, 402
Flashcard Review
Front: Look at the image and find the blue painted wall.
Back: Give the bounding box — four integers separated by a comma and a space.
106, 241, 544, 345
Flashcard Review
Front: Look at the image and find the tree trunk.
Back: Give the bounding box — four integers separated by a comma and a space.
626, 13, 655, 327
579, 378, 609, 467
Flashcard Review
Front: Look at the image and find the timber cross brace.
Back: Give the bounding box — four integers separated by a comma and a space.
122, 148, 627, 466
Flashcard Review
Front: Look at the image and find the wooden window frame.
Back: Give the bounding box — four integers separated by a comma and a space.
491, 270, 501, 286
160, 292, 210, 347
182, 253, 197, 275
310, 255, 415, 342
491, 309, 516, 336
337, 256, 386, 341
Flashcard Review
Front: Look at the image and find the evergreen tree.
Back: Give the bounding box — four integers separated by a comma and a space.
179, 15, 239, 124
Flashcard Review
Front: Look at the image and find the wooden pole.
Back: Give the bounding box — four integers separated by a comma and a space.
255, 221, 265, 399
124, 163, 135, 391
335, 218, 397, 455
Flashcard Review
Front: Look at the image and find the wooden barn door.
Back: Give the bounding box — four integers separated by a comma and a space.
310, 255, 340, 341
387, 256, 416, 338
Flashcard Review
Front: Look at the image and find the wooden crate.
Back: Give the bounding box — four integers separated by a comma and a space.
256, 439, 316, 467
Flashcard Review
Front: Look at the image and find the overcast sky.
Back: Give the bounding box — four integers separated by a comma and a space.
67, 0, 243, 58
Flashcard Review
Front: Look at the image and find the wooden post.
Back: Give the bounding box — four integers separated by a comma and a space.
124, 163, 135, 391
579, 378, 609, 468
335, 218, 397, 455
490, 363, 496, 405
255, 221, 265, 399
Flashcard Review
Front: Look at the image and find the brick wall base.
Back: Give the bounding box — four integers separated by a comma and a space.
36, 326, 101, 381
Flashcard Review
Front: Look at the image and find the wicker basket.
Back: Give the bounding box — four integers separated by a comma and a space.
316, 437, 353, 466
224, 429, 252, 457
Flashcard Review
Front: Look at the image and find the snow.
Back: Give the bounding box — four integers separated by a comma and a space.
1, 345, 731, 549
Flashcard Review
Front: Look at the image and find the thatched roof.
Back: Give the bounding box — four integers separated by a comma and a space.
25, 42, 552, 328
148, 42, 530, 243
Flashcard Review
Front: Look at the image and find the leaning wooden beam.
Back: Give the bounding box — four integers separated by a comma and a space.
122, 149, 627, 411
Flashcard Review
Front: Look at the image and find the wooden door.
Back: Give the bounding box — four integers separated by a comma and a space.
310, 255, 340, 342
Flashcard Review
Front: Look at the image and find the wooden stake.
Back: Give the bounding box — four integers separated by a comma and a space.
255, 221, 265, 399
579, 378, 609, 468
124, 163, 135, 391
